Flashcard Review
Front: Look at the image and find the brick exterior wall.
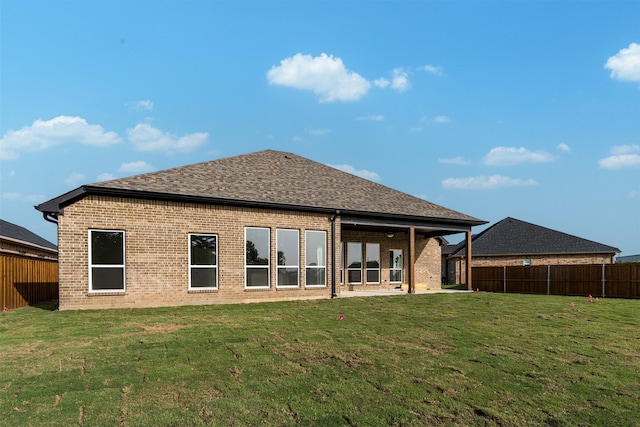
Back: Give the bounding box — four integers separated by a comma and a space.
58, 196, 340, 310
0, 238, 58, 260
340, 230, 442, 291
447, 253, 617, 284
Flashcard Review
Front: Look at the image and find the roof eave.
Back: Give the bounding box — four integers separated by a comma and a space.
35, 186, 487, 228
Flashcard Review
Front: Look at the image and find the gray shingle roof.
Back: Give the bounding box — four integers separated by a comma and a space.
451, 217, 620, 256
37, 150, 484, 226
0, 219, 58, 251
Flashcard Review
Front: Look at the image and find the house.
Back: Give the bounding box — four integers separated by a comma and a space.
0, 219, 58, 260
36, 149, 485, 310
1, 219, 58, 309
444, 217, 621, 284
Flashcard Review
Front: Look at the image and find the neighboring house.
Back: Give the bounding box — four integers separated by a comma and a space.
617, 254, 640, 263
36, 150, 485, 310
1, 219, 58, 310
0, 219, 58, 260
444, 217, 620, 284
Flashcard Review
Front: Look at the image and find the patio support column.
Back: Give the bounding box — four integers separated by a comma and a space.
408, 227, 415, 294
465, 230, 473, 291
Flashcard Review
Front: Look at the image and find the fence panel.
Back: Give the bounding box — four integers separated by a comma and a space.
474, 264, 639, 299
1, 255, 59, 310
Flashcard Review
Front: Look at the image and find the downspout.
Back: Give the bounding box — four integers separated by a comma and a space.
330, 210, 340, 298
42, 212, 58, 225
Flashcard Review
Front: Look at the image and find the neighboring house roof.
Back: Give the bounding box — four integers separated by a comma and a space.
36, 150, 485, 231
450, 217, 620, 257
0, 219, 58, 251
617, 254, 640, 263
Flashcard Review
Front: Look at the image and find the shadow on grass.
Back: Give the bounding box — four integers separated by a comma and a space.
442, 283, 468, 290
30, 300, 59, 311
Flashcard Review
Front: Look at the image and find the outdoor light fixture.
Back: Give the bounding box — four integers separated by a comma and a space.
387, 232, 395, 238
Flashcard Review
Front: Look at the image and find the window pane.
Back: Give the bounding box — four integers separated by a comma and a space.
92, 267, 124, 290
306, 231, 326, 267
277, 229, 298, 266
91, 231, 123, 265
366, 243, 380, 268
191, 268, 217, 288
246, 228, 269, 265
306, 268, 326, 286
366, 269, 380, 283
277, 267, 299, 286
348, 270, 362, 284
390, 270, 402, 283
246, 268, 269, 287
191, 235, 217, 265
390, 250, 402, 269
347, 242, 362, 268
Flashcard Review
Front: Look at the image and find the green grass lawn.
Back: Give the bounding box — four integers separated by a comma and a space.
1, 293, 638, 426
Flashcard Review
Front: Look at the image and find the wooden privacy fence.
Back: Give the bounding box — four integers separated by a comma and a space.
1, 255, 59, 310
473, 264, 640, 299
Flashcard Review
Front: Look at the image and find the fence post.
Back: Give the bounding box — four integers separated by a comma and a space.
503, 266, 506, 293
547, 265, 550, 295
602, 263, 605, 298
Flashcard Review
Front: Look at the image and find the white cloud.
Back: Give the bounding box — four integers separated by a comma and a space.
127, 123, 208, 154
356, 115, 384, 121
598, 144, 640, 169
438, 156, 471, 166
373, 78, 390, 88
308, 128, 331, 136
482, 146, 556, 166
420, 64, 444, 76
328, 164, 381, 182
390, 68, 410, 92
118, 161, 155, 174
611, 144, 640, 155
433, 115, 451, 124
0, 115, 122, 160
557, 142, 571, 152
96, 173, 116, 182
605, 43, 640, 82
442, 175, 537, 190
1, 192, 46, 203
126, 100, 154, 112
291, 135, 304, 142
629, 190, 639, 199
267, 53, 371, 102
64, 172, 86, 187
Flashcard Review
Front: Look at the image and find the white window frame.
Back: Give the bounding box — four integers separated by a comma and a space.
276, 228, 300, 288
88, 229, 126, 293
188, 233, 219, 290
366, 243, 381, 284
347, 242, 362, 284
245, 227, 271, 289
340, 242, 345, 285
305, 230, 327, 288
390, 249, 403, 284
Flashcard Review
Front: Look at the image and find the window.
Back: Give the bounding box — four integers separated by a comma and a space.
390, 249, 403, 283
189, 234, 218, 289
305, 230, 326, 287
277, 229, 299, 287
347, 242, 362, 284
366, 243, 380, 283
245, 227, 270, 288
89, 230, 125, 292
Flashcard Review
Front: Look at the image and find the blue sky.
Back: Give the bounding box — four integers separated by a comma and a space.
1, 0, 639, 256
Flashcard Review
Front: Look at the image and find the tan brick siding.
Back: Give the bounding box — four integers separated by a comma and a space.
58, 196, 340, 310
340, 230, 442, 291
448, 254, 616, 284
0, 238, 58, 260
